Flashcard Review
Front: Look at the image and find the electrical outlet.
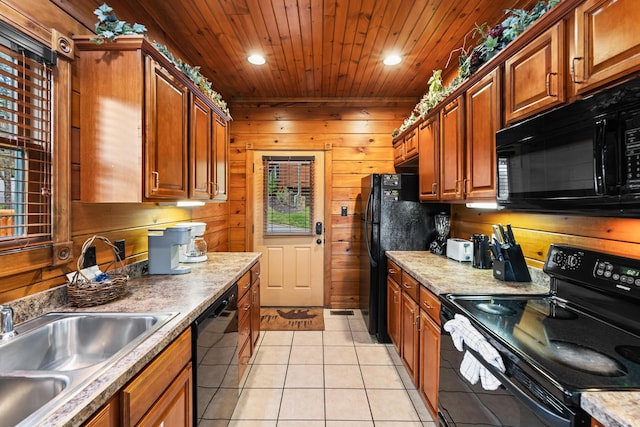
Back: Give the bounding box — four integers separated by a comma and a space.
341, 206, 348, 216
115, 240, 125, 260
83, 245, 96, 268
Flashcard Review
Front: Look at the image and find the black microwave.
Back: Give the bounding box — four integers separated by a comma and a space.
496, 76, 640, 217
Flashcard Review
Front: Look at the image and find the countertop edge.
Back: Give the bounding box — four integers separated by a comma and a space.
36, 252, 261, 427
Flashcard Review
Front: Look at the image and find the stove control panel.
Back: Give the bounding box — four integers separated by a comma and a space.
545, 244, 640, 297
594, 260, 640, 287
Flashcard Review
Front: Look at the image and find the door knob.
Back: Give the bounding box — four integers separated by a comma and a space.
316, 238, 322, 245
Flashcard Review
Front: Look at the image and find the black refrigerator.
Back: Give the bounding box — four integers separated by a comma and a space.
359, 173, 443, 343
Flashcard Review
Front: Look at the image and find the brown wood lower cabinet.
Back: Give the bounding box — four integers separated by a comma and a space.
419, 286, 441, 420
250, 262, 261, 348
136, 364, 192, 427
83, 396, 119, 427
387, 274, 401, 348
238, 261, 262, 382
122, 329, 192, 427
400, 291, 420, 384
387, 262, 441, 421
83, 328, 193, 427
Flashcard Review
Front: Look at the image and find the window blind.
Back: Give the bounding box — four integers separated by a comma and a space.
0, 34, 53, 249
262, 156, 315, 235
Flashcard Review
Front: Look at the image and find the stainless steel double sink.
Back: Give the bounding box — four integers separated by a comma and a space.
0, 312, 175, 426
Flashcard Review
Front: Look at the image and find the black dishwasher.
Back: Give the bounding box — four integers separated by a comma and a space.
192, 284, 238, 425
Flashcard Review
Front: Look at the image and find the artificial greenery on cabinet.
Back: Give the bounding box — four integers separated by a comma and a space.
393, 0, 559, 137
90, 3, 231, 118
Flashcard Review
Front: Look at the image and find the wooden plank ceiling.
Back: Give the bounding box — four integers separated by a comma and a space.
59, 0, 540, 102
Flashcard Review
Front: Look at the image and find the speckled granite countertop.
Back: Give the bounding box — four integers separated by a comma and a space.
386, 251, 637, 427
385, 251, 550, 295
12, 251, 260, 427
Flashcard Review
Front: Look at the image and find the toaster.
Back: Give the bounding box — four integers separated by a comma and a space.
446, 238, 473, 262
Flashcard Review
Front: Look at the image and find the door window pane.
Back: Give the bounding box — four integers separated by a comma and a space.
263, 156, 314, 235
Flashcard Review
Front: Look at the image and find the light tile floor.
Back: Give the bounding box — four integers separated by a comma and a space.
228, 309, 437, 427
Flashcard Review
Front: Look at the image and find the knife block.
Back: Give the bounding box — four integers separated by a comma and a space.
492, 244, 531, 282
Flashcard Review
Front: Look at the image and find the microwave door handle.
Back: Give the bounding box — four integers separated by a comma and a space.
594, 119, 607, 194
464, 345, 571, 427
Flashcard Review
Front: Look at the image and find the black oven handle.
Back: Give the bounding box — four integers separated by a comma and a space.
463, 344, 571, 427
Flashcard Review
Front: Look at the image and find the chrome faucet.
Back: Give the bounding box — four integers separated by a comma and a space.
0, 305, 16, 340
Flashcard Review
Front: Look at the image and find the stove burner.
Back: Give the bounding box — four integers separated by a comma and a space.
615, 345, 640, 365
548, 340, 627, 377
476, 303, 516, 316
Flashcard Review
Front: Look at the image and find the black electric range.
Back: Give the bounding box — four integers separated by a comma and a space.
439, 244, 640, 427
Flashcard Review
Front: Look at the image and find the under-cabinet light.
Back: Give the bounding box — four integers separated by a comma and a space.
465, 202, 502, 210
157, 201, 206, 207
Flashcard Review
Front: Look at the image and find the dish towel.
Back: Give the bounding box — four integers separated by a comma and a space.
444, 314, 505, 390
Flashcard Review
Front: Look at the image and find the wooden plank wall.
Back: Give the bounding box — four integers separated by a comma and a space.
451, 205, 640, 269
229, 102, 409, 308
0, 0, 229, 303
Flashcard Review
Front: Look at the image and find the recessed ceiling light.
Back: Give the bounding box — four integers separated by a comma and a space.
383, 55, 402, 66
248, 54, 266, 65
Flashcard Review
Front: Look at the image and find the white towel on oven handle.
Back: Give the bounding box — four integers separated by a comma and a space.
444, 314, 505, 390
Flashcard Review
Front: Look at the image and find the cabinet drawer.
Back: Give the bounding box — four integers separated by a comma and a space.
251, 262, 261, 285
122, 329, 191, 427
401, 271, 419, 302
420, 286, 441, 325
387, 260, 401, 284
238, 270, 251, 297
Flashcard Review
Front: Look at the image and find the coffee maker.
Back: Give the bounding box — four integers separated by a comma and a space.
175, 222, 208, 263
148, 226, 192, 275
429, 212, 450, 255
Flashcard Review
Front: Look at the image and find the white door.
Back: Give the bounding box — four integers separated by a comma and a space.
253, 151, 325, 307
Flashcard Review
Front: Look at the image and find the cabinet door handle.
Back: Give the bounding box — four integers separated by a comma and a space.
422, 301, 433, 309
463, 178, 470, 195
571, 57, 584, 84
431, 183, 437, 195
388, 268, 398, 274
402, 282, 411, 289
545, 72, 558, 97
151, 171, 159, 191
416, 316, 421, 331
208, 181, 214, 195
409, 310, 414, 323
393, 290, 398, 303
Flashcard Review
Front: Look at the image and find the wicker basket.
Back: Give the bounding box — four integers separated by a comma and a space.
68, 235, 129, 307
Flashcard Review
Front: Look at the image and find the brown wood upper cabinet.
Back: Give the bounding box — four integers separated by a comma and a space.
504, 21, 566, 125
439, 97, 465, 201
213, 114, 229, 200
189, 98, 228, 200
393, 126, 418, 167
145, 57, 189, 200
572, 0, 640, 96
75, 36, 230, 203
465, 68, 500, 200
418, 114, 439, 201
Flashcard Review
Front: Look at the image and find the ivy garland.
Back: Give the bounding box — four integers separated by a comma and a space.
393, 0, 559, 137
90, 3, 231, 119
